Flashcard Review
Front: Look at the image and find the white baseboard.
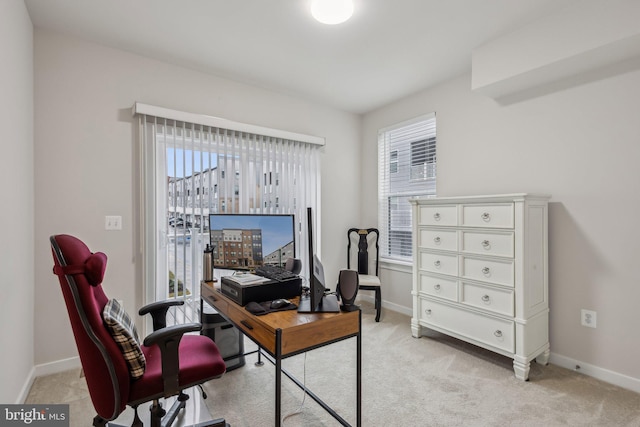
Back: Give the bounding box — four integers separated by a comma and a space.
356, 294, 411, 318
381, 299, 412, 317
21, 315, 640, 402
17, 356, 81, 403
370, 298, 640, 394
549, 352, 640, 394
34, 356, 81, 378
16, 357, 82, 403
16, 367, 36, 404
355, 294, 410, 317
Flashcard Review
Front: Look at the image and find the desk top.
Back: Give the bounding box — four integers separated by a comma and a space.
201, 283, 360, 357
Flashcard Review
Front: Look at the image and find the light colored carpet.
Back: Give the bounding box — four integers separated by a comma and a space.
26, 302, 640, 426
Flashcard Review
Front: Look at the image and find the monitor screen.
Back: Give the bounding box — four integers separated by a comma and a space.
209, 214, 295, 271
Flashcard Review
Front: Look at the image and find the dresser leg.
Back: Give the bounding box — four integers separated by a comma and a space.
535, 349, 550, 365
513, 358, 531, 381
411, 320, 421, 338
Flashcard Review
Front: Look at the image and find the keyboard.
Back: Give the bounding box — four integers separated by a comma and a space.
255, 264, 299, 282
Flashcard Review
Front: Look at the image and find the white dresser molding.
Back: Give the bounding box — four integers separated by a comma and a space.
410, 193, 550, 380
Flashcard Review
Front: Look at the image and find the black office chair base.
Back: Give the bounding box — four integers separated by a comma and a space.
188, 420, 228, 427
94, 396, 228, 427
98, 416, 227, 427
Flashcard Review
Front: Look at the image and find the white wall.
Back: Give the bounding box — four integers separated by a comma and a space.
0, 0, 34, 403
27, 0, 640, 395
33, 30, 361, 366
362, 68, 640, 387
472, 0, 640, 99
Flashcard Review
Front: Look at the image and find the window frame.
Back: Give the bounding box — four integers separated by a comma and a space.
135, 103, 323, 332
378, 113, 437, 263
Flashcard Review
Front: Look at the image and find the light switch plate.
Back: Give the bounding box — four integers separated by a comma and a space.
105, 216, 122, 230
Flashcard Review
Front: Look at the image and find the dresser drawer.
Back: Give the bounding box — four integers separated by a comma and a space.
461, 203, 513, 228
462, 256, 514, 286
419, 251, 458, 276
419, 298, 514, 353
419, 274, 458, 301
461, 282, 514, 316
418, 205, 457, 226
419, 228, 458, 251
461, 231, 514, 257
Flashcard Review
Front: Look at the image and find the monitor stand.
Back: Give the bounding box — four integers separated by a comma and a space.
297, 294, 340, 313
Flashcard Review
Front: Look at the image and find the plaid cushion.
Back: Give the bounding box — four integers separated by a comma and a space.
103, 299, 146, 380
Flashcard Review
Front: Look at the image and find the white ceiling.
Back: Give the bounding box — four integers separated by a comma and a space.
24, 0, 576, 114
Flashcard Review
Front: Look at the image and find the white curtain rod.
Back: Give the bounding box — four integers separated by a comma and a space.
132, 102, 325, 146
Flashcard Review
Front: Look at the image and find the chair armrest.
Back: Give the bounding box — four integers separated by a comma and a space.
139, 299, 185, 331
143, 323, 203, 397
142, 323, 201, 347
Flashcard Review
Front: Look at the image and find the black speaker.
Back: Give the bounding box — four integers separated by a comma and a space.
338, 269, 359, 312
285, 258, 302, 275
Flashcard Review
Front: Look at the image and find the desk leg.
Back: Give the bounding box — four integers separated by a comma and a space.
275, 329, 282, 427
357, 310, 362, 427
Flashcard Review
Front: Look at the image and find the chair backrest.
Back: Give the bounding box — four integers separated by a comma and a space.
347, 228, 380, 276
50, 234, 129, 421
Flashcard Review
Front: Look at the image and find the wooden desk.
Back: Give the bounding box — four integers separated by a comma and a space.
201, 283, 361, 427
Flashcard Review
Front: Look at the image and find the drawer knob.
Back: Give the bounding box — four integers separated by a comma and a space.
482, 267, 491, 276
481, 212, 491, 221
434, 284, 441, 291
434, 236, 441, 244
494, 330, 503, 338
481, 240, 491, 249
425, 309, 432, 316
434, 260, 441, 268
481, 294, 490, 303
434, 213, 441, 221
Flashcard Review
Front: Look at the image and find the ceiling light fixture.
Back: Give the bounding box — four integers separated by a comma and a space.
311, 0, 354, 25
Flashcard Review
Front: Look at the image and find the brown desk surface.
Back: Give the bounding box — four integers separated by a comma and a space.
201, 283, 360, 357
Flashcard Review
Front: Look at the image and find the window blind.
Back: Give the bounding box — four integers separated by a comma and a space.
136, 105, 322, 326
378, 113, 436, 262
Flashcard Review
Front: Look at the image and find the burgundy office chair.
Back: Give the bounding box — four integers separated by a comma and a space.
50, 234, 228, 427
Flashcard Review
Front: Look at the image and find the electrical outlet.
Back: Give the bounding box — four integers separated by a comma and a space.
105, 215, 122, 230
581, 309, 597, 328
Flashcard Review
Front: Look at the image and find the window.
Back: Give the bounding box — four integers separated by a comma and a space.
410, 137, 436, 181
390, 150, 398, 174
378, 113, 436, 262
135, 103, 322, 325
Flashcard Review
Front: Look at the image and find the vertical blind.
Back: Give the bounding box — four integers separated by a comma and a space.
136, 104, 322, 325
378, 113, 436, 262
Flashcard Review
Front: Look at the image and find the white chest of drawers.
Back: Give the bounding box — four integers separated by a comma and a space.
410, 194, 550, 380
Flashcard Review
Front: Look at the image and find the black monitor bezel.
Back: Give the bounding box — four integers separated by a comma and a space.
298, 207, 339, 313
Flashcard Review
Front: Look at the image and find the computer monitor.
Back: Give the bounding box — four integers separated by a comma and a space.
298, 209, 339, 313
209, 213, 295, 272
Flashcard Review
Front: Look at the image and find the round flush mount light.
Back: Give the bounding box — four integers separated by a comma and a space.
311, 0, 354, 25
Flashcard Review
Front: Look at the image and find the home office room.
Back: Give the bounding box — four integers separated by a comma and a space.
3, 0, 640, 426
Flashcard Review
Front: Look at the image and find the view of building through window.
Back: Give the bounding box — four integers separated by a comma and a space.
143, 127, 318, 325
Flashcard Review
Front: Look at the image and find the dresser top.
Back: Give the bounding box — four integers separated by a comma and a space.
409, 193, 551, 205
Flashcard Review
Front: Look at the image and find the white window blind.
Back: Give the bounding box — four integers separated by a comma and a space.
135, 104, 322, 326
378, 113, 436, 262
